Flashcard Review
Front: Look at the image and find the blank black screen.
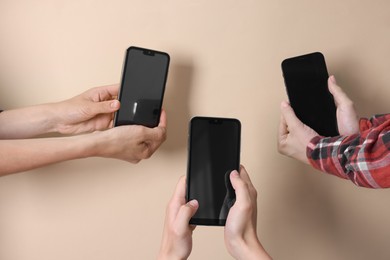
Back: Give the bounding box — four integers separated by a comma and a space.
187, 117, 241, 226
282, 52, 338, 137
115, 47, 169, 128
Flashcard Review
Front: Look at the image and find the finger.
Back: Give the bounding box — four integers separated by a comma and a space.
278, 102, 290, 147
280, 100, 305, 131
175, 199, 199, 234
99, 84, 120, 98
171, 176, 187, 205
139, 109, 167, 144
189, 225, 197, 232
158, 109, 167, 128
230, 170, 252, 205
144, 122, 167, 149
238, 165, 257, 200
328, 76, 352, 107
278, 104, 289, 137
89, 99, 120, 116
167, 176, 187, 220
237, 165, 253, 186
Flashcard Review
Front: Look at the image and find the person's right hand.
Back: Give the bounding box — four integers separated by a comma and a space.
328, 75, 359, 136
92, 110, 167, 163
225, 166, 272, 260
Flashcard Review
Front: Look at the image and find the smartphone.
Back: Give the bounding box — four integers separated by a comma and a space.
114, 46, 170, 128
281, 52, 338, 137
186, 117, 241, 226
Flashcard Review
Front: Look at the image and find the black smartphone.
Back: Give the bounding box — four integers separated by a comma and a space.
114, 46, 170, 128
281, 52, 338, 137
186, 116, 241, 226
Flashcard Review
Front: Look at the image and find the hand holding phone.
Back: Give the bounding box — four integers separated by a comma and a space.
186, 117, 241, 226
114, 46, 170, 128
281, 52, 338, 136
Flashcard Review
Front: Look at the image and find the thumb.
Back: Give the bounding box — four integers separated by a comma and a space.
229, 170, 252, 207
175, 200, 199, 232
280, 101, 303, 130
89, 100, 120, 115
328, 75, 351, 107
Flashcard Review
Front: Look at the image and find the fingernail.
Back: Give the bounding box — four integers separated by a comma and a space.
188, 200, 199, 207
281, 101, 289, 108
111, 100, 120, 109
330, 75, 337, 84
231, 170, 239, 178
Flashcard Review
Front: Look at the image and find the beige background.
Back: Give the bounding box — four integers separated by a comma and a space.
1, 0, 390, 259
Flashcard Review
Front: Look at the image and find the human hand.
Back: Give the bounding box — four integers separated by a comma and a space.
328, 75, 359, 135
94, 110, 167, 163
158, 176, 199, 260
53, 84, 120, 135
278, 101, 318, 164
225, 166, 271, 260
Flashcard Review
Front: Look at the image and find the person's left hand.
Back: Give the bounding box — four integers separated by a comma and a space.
53, 84, 120, 134
158, 176, 199, 260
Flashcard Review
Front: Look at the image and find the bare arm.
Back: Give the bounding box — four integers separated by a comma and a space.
224, 166, 272, 260
0, 84, 120, 139
0, 111, 167, 176
0, 104, 60, 139
0, 135, 96, 175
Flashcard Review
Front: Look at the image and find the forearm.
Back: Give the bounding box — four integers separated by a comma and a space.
157, 253, 187, 260
0, 103, 58, 139
307, 117, 390, 188
229, 236, 272, 260
0, 134, 99, 176
240, 243, 272, 260
306, 135, 350, 180
360, 113, 390, 129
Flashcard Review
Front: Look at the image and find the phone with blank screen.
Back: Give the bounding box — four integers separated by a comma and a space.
281, 52, 338, 137
186, 116, 241, 226
114, 46, 170, 128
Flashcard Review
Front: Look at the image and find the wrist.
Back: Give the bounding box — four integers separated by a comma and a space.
42, 103, 61, 133
157, 246, 188, 260
49, 101, 72, 134
27, 102, 60, 134
79, 131, 106, 158
59, 133, 100, 160
83, 129, 122, 160
228, 234, 271, 260
0, 104, 58, 138
157, 253, 186, 260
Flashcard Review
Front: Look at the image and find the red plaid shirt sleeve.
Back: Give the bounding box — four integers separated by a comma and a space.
306, 114, 390, 188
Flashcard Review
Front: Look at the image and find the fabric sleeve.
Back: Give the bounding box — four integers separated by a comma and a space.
360, 114, 390, 131
307, 114, 390, 188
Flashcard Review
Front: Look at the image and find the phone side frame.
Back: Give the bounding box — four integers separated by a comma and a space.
113, 46, 170, 128
281, 52, 339, 136
185, 116, 241, 226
